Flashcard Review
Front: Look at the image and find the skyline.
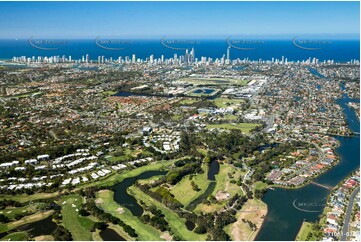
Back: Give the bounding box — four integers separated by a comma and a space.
0, 1, 359, 38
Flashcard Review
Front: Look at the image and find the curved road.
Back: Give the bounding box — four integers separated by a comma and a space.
341, 186, 360, 240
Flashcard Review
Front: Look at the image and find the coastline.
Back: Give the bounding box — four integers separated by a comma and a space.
228, 198, 268, 241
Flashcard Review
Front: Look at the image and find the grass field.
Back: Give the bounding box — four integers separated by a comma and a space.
176, 77, 249, 86
295, 222, 318, 241
128, 186, 207, 241
222, 114, 239, 120
0, 192, 60, 203
206, 123, 260, 134
178, 99, 198, 105
0, 232, 29, 241
96, 190, 163, 241
254, 181, 269, 191
59, 194, 94, 241
194, 202, 224, 214
212, 163, 244, 198
170, 164, 210, 207
213, 98, 245, 108
102, 90, 118, 96
106, 148, 151, 163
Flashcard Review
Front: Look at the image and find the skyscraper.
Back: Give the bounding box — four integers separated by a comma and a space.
132, 54, 136, 63
227, 47, 230, 62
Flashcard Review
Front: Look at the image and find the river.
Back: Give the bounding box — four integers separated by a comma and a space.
112, 170, 167, 216
256, 92, 360, 240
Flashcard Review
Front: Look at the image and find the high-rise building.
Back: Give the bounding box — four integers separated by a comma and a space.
185, 49, 189, 64
227, 47, 230, 61
132, 54, 136, 63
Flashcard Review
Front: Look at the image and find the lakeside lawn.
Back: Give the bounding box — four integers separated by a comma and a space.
206, 123, 260, 134
96, 190, 163, 241
170, 163, 211, 207
0, 210, 54, 233
59, 194, 95, 241
128, 186, 207, 241
295, 222, 319, 241
0, 232, 28, 241
254, 181, 269, 191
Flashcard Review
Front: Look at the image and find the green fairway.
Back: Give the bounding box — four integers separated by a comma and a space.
170, 164, 210, 207
0, 205, 35, 219
212, 163, 244, 198
0, 232, 28, 241
78, 159, 175, 189
206, 123, 260, 134
0, 210, 54, 233
96, 190, 163, 241
128, 186, 207, 241
59, 194, 94, 241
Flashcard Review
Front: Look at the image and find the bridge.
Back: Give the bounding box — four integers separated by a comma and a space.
310, 181, 333, 190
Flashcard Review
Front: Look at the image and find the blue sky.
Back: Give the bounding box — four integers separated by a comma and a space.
0, 1, 359, 38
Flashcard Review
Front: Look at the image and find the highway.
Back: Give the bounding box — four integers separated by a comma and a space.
340, 186, 360, 240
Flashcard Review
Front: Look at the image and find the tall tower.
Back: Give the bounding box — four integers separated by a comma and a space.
227, 47, 230, 62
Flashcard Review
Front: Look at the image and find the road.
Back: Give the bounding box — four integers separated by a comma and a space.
340, 186, 360, 240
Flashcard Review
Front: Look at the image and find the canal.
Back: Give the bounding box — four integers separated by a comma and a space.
113, 170, 167, 216
256, 93, 360, 241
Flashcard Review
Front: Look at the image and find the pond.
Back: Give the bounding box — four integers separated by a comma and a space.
99, 228, 126, 241
185, 220, 195, 231
207, 159, 220, 181
192, 88, 216, 95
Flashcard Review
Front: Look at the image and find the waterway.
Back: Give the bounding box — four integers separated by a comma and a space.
186, 159, 219, 211
112, 170, 167, 217
256, 93, 360, 241
308, 67, 326, 78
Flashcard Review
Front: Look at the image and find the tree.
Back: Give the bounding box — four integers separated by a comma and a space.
52, 225, 73, 241
0, 214, 10, 223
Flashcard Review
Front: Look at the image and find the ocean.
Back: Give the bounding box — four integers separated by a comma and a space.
0, 39, 359, 62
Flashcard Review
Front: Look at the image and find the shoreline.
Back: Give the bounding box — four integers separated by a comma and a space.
229, 198, 268, 241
